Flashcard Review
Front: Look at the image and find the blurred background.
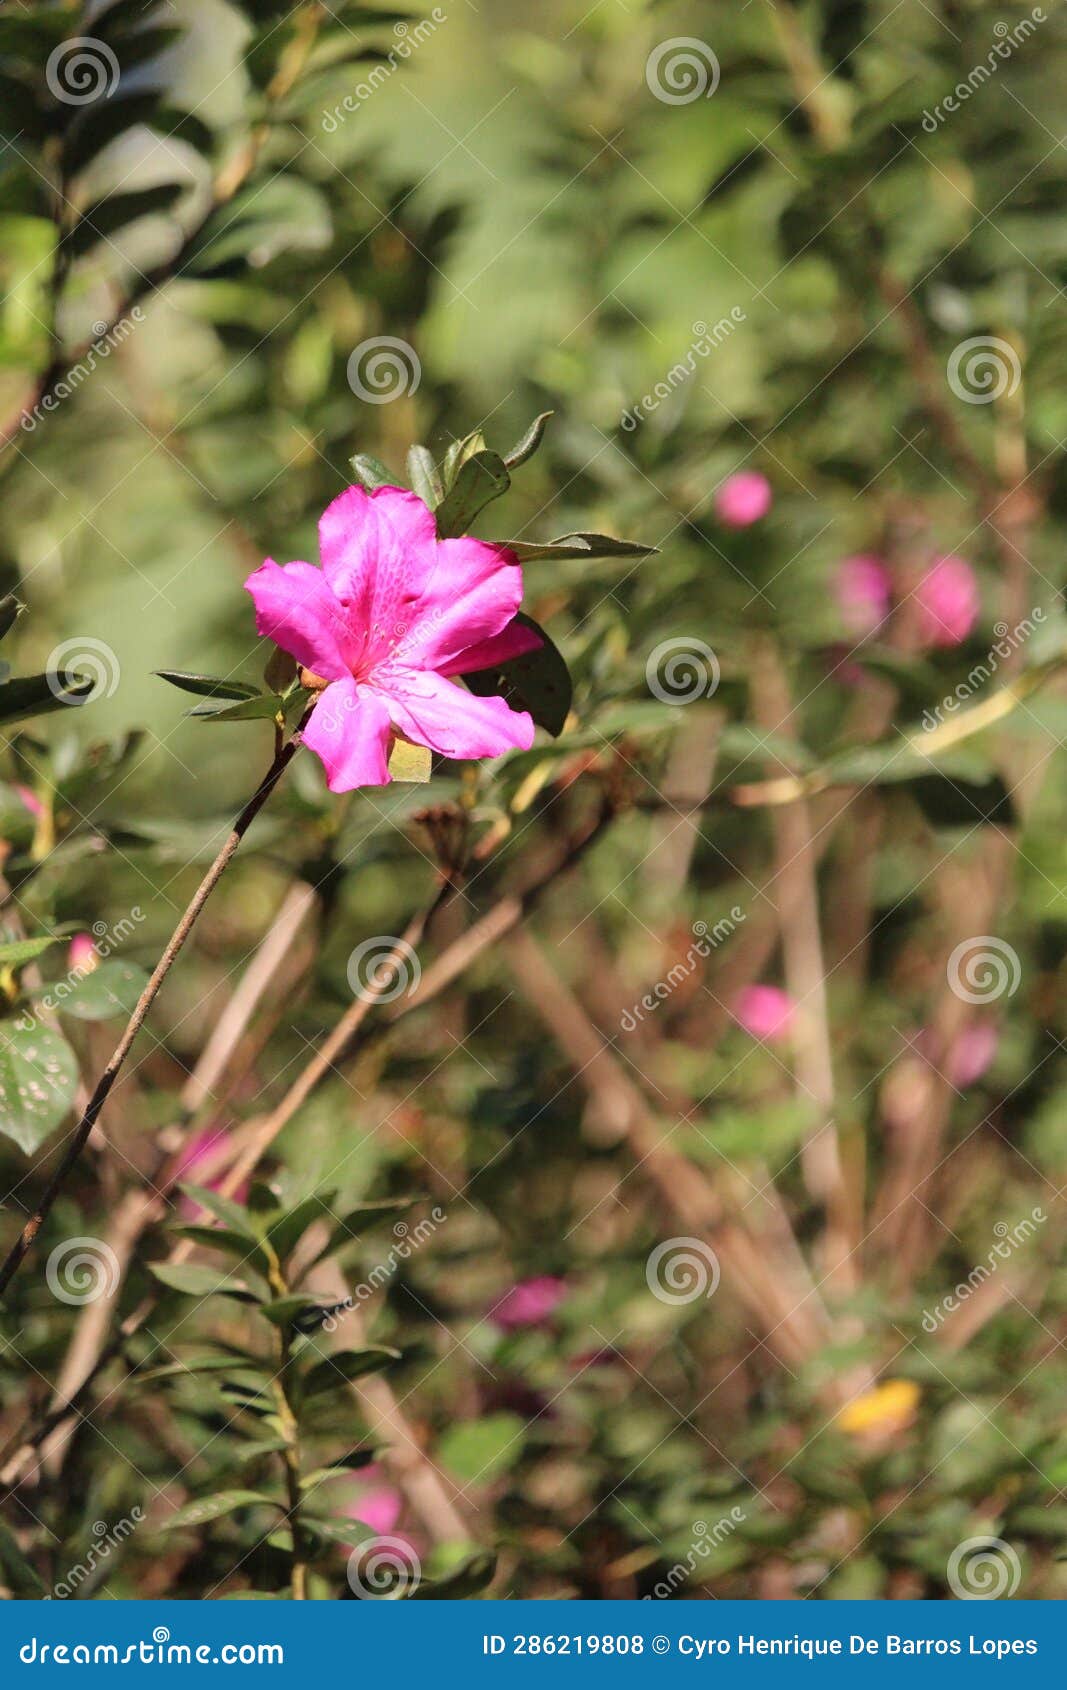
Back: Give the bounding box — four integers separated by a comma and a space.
1, 0, 1067, 1599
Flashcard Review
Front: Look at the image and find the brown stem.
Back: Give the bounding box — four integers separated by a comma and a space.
0, 719, 307, 1300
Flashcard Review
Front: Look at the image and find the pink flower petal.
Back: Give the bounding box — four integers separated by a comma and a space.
348, 1487, 403, 1534
714, 471, 772, 527
303, 679, 393, 792
734, 985, 795, 1043
837, 554, 892, 636
914, 554, 979, 648
245, 559, 354, 680
382, 669, 534, 760
401, 536, 525, 674
440, 617, 543, 678
490, 1276, 568, 1330
318, 486, 438, 669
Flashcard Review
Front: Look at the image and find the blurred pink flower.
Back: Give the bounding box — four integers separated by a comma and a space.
173, 1127, 248, 1218
489, 1275, 568, 1330
713, 471, 772, 528
347, 1485, 403, 1535
245, 485, 539, 793
68, 932, 98, 974
14, 785, 42, 819
837, 554, 892, 636
734, 985, 795, 1043
914, 554, 979, 647
947, 1022, 999, 1089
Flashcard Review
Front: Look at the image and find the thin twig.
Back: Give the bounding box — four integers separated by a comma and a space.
0, 718, 308, 1300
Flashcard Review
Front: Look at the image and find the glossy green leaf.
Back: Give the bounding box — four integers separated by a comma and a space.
0, 1021, 79, 1154
60, 959, 149, 1020
298, 1346, 401, 1401
155, 670, 261, 701
0, 672, 95, 725
434, 449, 510, 538
147, 1261, 260, 1302
462, 613, 572, 737
502, 410, 554, 469
157, 1491, 283, 1533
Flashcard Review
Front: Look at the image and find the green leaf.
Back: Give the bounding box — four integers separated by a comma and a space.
387, 738, 431, 782
502, 532, 657, 563
0, 596, 24, 643
186, 177, 331, 272
262, 1193, 336, 1262
406, 444, 443, 508
65, 184, 185, 258
350, 452, 393, 491
0, 672, 95, 726
177, 1184, 260, 1238
187, 694, 281, 723
298, 1347, 401, 1401
462, 613, 571, 737
157, 1491, 283, 1533
0, 1520, 45, 1597
60, 959, 149, 1021
302, 1516, 373, 1550
437, 1412, 524, 1484
502, 411, 554, 469
0, 1021, 79, 1154
172, 1224, 268, 1265
411, 1550, 497, 1600
434, 449, 510, 538
259, 1294, 347, 1331
0, 935, 60, 969
155, 670, 261, 701
147, 1261, 260, 1302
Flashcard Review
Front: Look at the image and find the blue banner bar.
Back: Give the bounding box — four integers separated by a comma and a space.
2, 1600, 1060, 1684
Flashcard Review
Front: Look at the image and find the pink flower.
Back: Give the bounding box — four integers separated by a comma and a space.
713, 471, 772, 528
14, 785, 42, 819
489, 1275, 567, 1330
947, 1023, 998, 1089
837, 554, 891, 636
914, 555, 979, 648
68, 932, 98, 974
245, 486, 541, 792
347, 1485, 403, 1535
173, 1128, 248, 1218
733, 985, 795, 1043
